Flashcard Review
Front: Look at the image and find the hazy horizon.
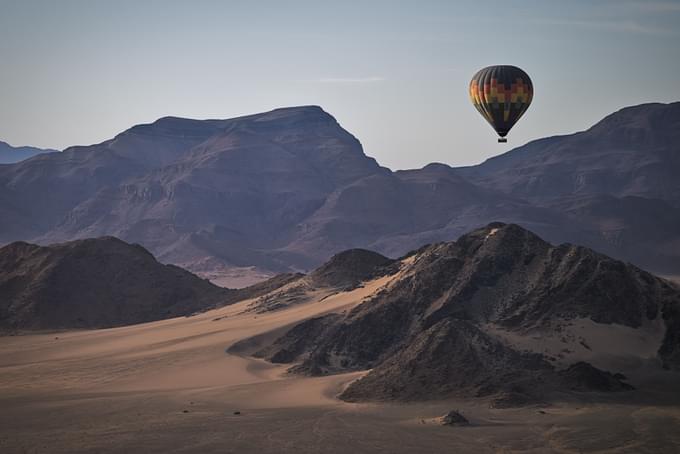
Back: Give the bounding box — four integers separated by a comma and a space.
1, 0, 679, 169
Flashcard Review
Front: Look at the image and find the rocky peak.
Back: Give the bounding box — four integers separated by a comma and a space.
310, 248, 394, 289
586, 102, 680, 145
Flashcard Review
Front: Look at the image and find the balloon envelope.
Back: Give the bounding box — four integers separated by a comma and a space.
469, 65, 533, 140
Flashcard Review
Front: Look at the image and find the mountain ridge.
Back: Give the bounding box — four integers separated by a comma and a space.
1, 102, 679, 280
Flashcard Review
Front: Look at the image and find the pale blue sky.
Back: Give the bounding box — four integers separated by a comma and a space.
1, 0, 679, 169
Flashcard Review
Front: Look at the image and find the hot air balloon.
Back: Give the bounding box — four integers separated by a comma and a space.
469, 65, 533, 143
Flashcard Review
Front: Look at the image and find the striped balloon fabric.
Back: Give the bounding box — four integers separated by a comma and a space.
469, 65, 533, 142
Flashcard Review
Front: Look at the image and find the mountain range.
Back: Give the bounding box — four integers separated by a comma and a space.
1, 102, 678, 281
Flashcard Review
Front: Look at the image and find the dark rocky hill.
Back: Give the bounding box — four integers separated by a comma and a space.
255, 223, 680, 404
309, 249, 395, 289
0, 237, 290, 331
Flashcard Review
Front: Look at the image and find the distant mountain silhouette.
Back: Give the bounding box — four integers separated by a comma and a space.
0, 102, 678, 276
254, 223, 680, 403
0, 141, 57, 164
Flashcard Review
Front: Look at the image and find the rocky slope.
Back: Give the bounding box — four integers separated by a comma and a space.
0, 237, 290, 331
1, 103, 678, 276
254, 223, 680, 403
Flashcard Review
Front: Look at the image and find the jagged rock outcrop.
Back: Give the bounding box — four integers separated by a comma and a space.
441, 410, 469, 426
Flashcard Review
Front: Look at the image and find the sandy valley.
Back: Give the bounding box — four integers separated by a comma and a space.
2, 268, 680, 453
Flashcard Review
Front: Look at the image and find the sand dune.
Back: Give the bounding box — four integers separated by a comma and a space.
0, 274, 390, 396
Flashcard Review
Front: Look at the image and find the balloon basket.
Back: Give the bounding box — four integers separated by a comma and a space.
498, 138, 507, 143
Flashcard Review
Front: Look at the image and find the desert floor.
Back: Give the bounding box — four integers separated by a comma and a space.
2, 275, 680, 453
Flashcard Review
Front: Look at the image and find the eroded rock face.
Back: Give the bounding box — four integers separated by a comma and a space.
255, 223, 678, 404
338, 318, 555, 402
